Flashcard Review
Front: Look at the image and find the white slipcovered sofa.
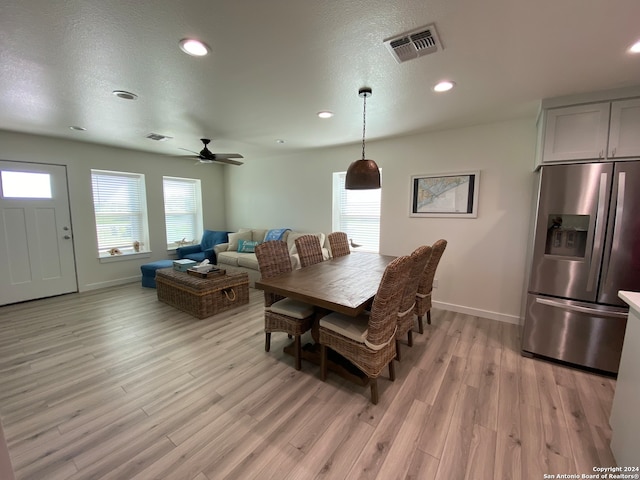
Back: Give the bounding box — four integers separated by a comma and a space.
214, 228, 330, 286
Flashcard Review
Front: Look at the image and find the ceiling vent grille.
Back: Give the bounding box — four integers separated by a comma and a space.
384, 24, 442, 63
146, 133, 172, 141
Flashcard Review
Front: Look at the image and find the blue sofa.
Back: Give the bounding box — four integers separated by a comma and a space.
176, 230, 229, 263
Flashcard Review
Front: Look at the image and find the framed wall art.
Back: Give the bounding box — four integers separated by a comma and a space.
410, 170, 480, 218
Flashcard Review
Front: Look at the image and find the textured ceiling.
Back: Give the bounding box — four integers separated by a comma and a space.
1, 0, 640, 160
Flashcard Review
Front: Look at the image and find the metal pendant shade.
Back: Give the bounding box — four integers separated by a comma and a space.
345, 87, 381, 190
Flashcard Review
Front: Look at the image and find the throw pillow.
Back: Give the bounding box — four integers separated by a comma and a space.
252, 229, 268, 242
227, 230, 252, 251
237, 240, 260, 253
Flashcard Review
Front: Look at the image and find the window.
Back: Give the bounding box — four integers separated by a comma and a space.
1, 171, 52, 198
332, 171, 381, 252
163, 176, 203, 249
91, 170, 149, 256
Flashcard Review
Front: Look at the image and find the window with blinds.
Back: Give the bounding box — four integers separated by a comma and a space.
332, 171, 381, 252
90, 170, 149, 255
163, 176, 203, 249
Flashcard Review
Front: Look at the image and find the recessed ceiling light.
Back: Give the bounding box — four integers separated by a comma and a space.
112, 90, 138, 100
69, 126, 86, 131
629, 40, 640, 54
433, 81, 455, 93
179, 38, 210, 56
317, 111, 334, 119
275, 139, 286, 144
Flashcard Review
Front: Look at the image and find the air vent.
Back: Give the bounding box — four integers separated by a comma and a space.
146, 133, 172, 141
384, 24, 442, 63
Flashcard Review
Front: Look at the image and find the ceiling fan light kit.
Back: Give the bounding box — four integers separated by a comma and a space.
345, 87, 381, 190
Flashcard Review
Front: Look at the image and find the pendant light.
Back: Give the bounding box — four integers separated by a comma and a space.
345, 87, 381, 190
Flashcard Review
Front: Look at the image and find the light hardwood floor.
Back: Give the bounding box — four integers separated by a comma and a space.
0, 284, 617, 479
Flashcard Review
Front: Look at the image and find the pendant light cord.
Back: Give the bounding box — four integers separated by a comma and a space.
361, 93, 367, 160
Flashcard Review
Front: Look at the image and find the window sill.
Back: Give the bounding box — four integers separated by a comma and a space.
98, 251, 152, 263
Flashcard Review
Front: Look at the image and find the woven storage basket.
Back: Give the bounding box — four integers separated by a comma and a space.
156, 268, 249, 319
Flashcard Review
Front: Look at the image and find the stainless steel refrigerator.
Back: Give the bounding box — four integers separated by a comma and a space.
522, 161, 640, 374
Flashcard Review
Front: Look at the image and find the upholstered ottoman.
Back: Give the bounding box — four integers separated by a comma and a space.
140, 260, 174, 288
155, 268, 249, 319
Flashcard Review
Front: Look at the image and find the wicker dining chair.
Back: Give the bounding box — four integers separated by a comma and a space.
319, 255, 413, 404
395, 245, 432, 361
255, 241, 315, 370
295, 234, 324, 268
328, 231, 350, 258
414, 239, 448, 332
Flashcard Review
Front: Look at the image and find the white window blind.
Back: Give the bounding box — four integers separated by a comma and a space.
163, 176, 203, 248
91, 170, 149, 254
332, 171, 381, 252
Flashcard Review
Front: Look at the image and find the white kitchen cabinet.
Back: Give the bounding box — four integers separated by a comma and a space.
609, 98, 640, 158
540, 97, 640, 164
542, 103, 610, 163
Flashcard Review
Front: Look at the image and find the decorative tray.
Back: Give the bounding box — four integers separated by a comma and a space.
186, 268, 226, 278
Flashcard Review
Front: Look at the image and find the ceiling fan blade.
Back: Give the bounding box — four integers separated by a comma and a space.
211, 158, 244, 166
178, 147, 200, 155
212, 153, 244, 159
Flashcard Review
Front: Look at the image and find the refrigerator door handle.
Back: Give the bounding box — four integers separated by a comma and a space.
587, 172, 608, 292
612, 172, 625, 252
601, 172, 626, 289
535, 297, 628, 319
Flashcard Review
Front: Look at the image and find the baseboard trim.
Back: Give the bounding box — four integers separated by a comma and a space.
433, 300, 522, 325
80, 276, 140, 292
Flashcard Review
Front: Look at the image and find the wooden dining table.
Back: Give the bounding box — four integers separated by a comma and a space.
255, 251, 396, 317
255, 251, 396, 384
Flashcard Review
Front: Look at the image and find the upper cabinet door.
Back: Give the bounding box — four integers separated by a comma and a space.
542, 103, 610, 162
609, 99, 640, 159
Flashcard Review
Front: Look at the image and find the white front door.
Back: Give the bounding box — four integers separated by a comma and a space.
0, 161, 77, 305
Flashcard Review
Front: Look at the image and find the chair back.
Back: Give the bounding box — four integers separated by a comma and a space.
255, 240, 291, 307
398, 245, 432, 316
416, 239, 447, 296
366, 255, 413, 348
328, 231, 350, 257
295, 235, 324, 267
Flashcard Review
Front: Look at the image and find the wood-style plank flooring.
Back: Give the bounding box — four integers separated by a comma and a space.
0, 284, 617, 479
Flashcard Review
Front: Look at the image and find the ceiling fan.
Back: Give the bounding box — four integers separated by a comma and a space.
180, 138, 244, 166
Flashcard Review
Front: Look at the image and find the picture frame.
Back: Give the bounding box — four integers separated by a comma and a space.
410, 170, 480, 218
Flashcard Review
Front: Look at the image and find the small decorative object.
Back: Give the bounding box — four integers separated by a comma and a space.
410, 170, 480, 218
175, 238, 193, 247
108, 248, 122, 255
133, 241, 141, 252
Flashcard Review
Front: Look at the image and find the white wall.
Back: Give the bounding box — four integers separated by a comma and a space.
225, 118, 537, 323
0, 130, 227, 291
1, 118, 537, 322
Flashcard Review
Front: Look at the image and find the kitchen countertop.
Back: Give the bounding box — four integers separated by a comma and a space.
610, 290, 640, 466
619, 290, 640, 312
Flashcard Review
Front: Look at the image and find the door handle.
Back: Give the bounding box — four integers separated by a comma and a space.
535, 297, 628, 319
586, 172, 607, 292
